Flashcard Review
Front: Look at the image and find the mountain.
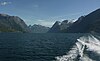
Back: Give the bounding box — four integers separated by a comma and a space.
29, 24, 50, 33
48, 20, 73, 33
64, 8, 100, 33
48, 21, 61, 33
0, 14, 29, 32
60, 20, 73, 30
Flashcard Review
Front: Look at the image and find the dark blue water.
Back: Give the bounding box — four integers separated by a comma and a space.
0, 33, 83, 61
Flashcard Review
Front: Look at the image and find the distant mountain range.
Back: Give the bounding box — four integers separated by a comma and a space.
0, 8, 100, 33
48, 20, 73, 33
48, 8, 100, 33
29, 24, 50, 33
0, 14, 50, 33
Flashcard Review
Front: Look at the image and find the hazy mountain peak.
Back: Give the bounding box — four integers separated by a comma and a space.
55, 21, 61, 25
29, 24, 50, 33
0, 13, 9, 17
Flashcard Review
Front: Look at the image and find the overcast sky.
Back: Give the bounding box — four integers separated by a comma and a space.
0, 0, 100, 27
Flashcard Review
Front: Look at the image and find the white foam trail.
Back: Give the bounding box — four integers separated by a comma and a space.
55, 45, 79, 61
78, 34, 100, 54
55, 34, 100, 61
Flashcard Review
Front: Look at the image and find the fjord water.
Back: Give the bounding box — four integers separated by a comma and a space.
0, 33, 83, 61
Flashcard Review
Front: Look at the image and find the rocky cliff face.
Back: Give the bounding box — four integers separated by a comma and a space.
0, 14, 29, 32
65, 8, 100, 33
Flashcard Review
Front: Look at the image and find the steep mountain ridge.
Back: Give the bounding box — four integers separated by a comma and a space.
65, 8, 100, 33
48, 21, 61, 33
0, 14, 29, 32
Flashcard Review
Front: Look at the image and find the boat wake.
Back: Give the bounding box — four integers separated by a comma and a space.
55, 33, 100, 61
